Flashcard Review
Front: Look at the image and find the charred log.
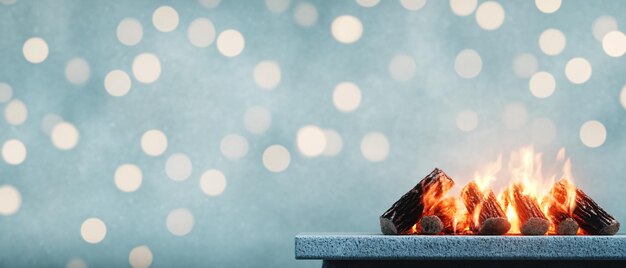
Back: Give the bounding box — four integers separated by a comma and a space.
547, 180, 579, 235
380, 168, 454, 235
461, 182, 510, 235
422, 197, 457, 234
505, 184, 549, 235
572, 185, 620, 235
420, 216, 444, 235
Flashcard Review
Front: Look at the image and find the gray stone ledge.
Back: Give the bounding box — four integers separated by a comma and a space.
295, 233, 626, 260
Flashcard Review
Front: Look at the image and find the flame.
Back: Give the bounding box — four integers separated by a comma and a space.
468, 146, 577, 234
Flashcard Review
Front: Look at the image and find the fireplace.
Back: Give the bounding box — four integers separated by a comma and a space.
295, 148, 624, 267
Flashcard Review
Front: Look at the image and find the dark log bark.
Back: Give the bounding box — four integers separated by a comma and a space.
572, 186, 620, 235
547, 180, 579, 235
505, 184, 549, 235
461, 182, 510, 235
420, 215, 443, 235
380, 168, 454, 235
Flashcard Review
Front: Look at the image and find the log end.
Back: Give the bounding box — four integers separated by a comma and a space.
557, 218, 579, 235
380, 217, 398, 235
598, 220, 620, 235
521, 217, 550, 235
420, 215, 443, 235
479, 217, 511, 235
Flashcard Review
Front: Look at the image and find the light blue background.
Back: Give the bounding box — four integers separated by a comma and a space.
1, 0, 625, 267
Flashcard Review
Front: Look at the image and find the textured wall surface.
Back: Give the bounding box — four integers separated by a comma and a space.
1, 0, 625, 267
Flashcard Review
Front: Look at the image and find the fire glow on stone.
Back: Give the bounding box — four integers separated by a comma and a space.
380, 147, 620, 236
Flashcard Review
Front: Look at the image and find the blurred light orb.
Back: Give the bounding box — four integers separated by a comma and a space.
531, 117, 557, 146
513, 53, 538, 78
166, 208, 194, 236
565, 57, 592, 84
152, 6, 179, 32
529, 71, 556, 98
449, 0, 477, 16
539, 28, 566, 56
294, 2, 318, 27
220, 134, 249, 160
66, 258, 87, 268
41, 114, 63, 135
333, 82, 362, 113
117, 18, 143, 46
535, 0, 561, 13
132, 53, 161, 84
263, 145, 291, 173
602, 31, 626, 57
141, 129, 168, 156
165, 153, 193, 181
198, 0, 221, 9
254, 61, 281, 90
51, 122, 80, 150
502, 102, 528, 130
580, 120, 606, 148
243, 106, 271, 134
266, 0, 290, 13
297, 125, 327, 157
200, 169, 227, 196
187, 18, 216, 48
454, 49, 482, 79
129, 245, 153, 268
361, 132, 389, 162
456, 110, 478, 132
114, 164, 143, 193
331, 15, 363, 44
322, 129, 343, 156
356, 0, 380, 8
621, 85, 626, 110
217, 29, 245, 57
2, 139, 26, 165
104, 70, 132, 97
0, 83, 13, 102
592, 15, 618, 41
400, 0, 427, 11
5, 99, 28, 125
22, 37, 48, 64
0, 185, 21, 215
389, 54, 416, 81
81, 218, 107, 244
475, 1, 505, 31
0, 0, 16, 5
65, 58, 91, 85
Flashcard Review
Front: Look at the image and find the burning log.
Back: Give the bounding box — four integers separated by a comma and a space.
548, 179, 619, 235
461, 182, 510, 235
380, 168, 454, 235
504, 184, 550, 235
420, 197, 457, 234
547, 180, 579, 235
572, 186, 620, 235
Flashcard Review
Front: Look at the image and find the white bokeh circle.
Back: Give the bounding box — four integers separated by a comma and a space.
296, 125, 327, 157
200, 169, 227, 196
331, 15, 363, 44
263, 145, 291, 173
333, 82, 362, 112
475, 1, 505, 31
141, 129, 168, 156
360, 132, 390, 162
166, 208, 194, 236
81, 218, 107, 244
165, 153, 193, 181
565, 57, 592, 84
529, 71, 556, 98
580, 120, 606, 148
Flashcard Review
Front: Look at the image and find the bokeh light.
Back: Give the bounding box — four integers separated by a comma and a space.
539, 28, 566, 56
4, 99, 27, 125
114, 164, 143, 192
456, 110, 478, 132
152, 6, 179, 32
187, 18, 216, 48
475, 1, 505, 31
65, 58, 91, 85
51, 122, 80, 150
0, 185, 21, 215
449, 0, 477, 16
296, 125, 327, 157
2, 139, 26, 165
80, 218, 107, 244
263, 145, 291, 172
333, 82, 362, 113
117, 18, 143, 46
454, 49, 482, 79
141, 129, 168, 157
220, 134, 249, 160
104, 70, 132, 97
360, 132, 389, 162
129, 245, 153, 268
199, 169, 227, 196
529, 71, 556, 98
165, 153, 193, 181
0, 83, 12, 102
565, 57, 592, 84
388, 54, 416, 81
400, 0, 427, 11
331, 15, 363, 44
166, 208, 194, 236
243, 106, 271, 135
293, 2, 318, 27
217, 29, 245, 57
535, 0, 561, 14
22, 37, 48, 64
132, 53, 161, 84
253, 61, 281, 90
580, 120, 606, 148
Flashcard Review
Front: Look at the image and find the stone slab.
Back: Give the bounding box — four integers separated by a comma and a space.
295, 233, 626, 260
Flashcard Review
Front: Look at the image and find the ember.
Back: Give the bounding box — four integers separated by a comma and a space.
380, 147, 620, 236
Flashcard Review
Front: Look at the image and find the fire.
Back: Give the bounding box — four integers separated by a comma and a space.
470, 146, 577, 234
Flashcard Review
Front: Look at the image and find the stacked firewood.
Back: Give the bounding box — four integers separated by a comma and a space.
380, 168, 620, 236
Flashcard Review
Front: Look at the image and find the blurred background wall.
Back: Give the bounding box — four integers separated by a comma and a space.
1, 0, 625, 267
